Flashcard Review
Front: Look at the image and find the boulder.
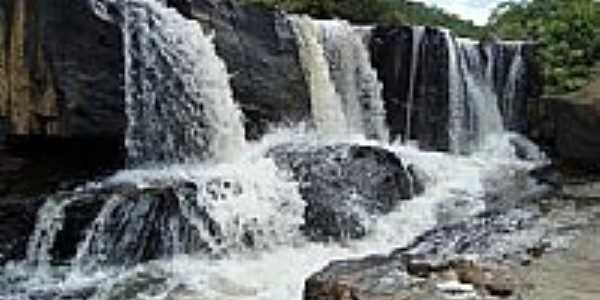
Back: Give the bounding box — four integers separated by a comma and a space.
268, 144, 421, 241
65, 182, 210, 267
0, 182, 212, 267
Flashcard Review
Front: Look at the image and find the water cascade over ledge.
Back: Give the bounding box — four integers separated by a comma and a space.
290, 15, 390, 141
122, 0, 246, 166
0, 4, 549, 300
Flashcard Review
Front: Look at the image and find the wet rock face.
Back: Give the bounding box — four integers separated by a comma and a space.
61, 183, 208, 266
172, 0, 311, 139
269, 144, 420, 241
370, 26, 450, 151
0, 183, 208, 267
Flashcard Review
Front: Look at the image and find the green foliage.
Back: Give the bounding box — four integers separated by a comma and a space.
246, 0, 484, 38
488, 0, 600, 94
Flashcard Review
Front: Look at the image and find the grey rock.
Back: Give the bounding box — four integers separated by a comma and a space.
268, 143, 420, 241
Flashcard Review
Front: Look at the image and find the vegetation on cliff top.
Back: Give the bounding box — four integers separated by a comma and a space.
488, 0, 600, 94
248, 0, 483, 37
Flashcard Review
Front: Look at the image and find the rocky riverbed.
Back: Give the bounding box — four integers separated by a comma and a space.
304, 176, 600, 300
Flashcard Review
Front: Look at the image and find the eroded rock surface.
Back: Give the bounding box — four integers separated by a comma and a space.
269, 143, 421, 241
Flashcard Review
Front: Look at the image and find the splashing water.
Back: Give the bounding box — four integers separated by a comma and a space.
316, 19, 390, 142
288, 15, 348, 137
290, 16, 390, 141
123, 0, 245, 166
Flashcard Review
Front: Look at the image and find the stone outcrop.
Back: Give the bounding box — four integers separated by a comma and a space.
269, 143, 421, 241
0, 182, 208, 266
0, 0, 125, 139
530, 70, 600, 172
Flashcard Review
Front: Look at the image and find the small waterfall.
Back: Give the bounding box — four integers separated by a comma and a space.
289, 16, 389, 141
501, 42, 525, 129
446, 33, 505, 154
405, 26, 425, 142
70, 159, 305, 272
122, 0, 246, 166
446, 30, 467, 154
317, 20, 389, 142
289, 15, 348, 137
26, 195, 78, 268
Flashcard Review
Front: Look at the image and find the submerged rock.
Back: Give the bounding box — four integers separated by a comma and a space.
52, 183, 209, 266
269, 143, 421, 241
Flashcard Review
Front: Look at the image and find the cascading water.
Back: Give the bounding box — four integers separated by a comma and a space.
446, 33, 506, 154
122, 0, 246, 166
446, 30, 465, 154
290, 16, 390, 141
316, 20, 390, 142
1, 5, 549, 300
501, 42, 525, 128
405, 26, 425, 142
288, 15, 348, 137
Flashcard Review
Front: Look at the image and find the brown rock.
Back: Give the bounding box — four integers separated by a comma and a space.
483, 268, 517, 298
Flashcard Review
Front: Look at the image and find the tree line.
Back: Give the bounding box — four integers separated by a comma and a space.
487, 0, 600, 94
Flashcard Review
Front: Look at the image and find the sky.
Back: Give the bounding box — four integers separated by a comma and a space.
414, 0, 509, 25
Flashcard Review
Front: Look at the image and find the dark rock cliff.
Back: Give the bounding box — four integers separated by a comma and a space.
370, 26, 450, 151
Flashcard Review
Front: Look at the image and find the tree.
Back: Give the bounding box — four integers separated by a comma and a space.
489, 0, 600, 94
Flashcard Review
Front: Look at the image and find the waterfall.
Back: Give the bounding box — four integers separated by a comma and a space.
405, 26, 425, 142
446, 33, 505, 154
316, 20, 390, 142
26, 195, 78, 268
446, 30, 467, 154
2, 4, 549, 299
289, 16, 389, 141
501, 42, 525, 129
122, 0, 246, 167
289, 15, 348, 137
